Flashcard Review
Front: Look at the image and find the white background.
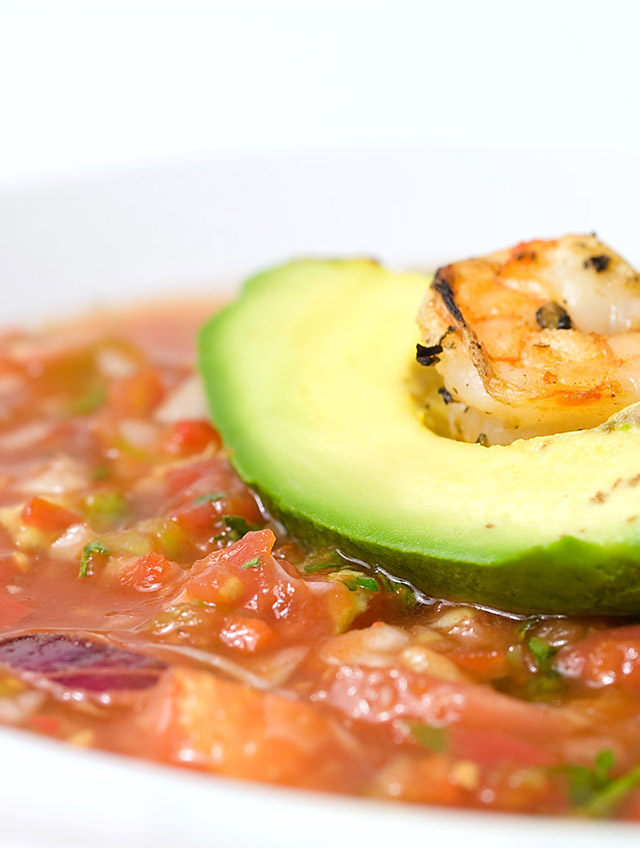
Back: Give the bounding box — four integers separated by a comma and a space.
1, 5, 640, 846
1, 0, 639, 187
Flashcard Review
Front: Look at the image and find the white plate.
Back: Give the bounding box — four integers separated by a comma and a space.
0, 147, 639, 847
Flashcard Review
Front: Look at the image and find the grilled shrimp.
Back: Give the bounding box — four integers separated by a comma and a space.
416, 234, 640, 445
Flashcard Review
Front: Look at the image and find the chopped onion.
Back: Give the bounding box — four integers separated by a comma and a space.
0, 689, 45, 724
50, 523, 94, 560
96, 348, 137, 379
0, 421, 54, 451
20, 456, 89, 494
119, 419, 158, 449
154, 375, 209, 424
319, 624, 410, 668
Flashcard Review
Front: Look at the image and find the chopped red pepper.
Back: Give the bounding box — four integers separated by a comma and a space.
164, 420, 221, 455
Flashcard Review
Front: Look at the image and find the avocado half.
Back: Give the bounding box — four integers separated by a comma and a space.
199, 260, 640, 615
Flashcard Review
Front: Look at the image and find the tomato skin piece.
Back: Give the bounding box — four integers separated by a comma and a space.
556, 625, 640, 690
21, 497, 81, 534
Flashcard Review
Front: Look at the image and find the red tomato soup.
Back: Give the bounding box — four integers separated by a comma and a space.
1, 301, 640, 819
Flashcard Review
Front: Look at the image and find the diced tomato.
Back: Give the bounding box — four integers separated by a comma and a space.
163, 458, 263, 523
164, 420, 221, 455
21, 497, 81, 534
184, 530, 369, 640
314, 661, 570, 745
118, 551, 182, 594
449, 649, 510, 681
174, 502, 215, 532
449, 726, 558, 768
29, 714, 61, 736
0, 591, 30, 627
108, 367, 165, 417
219, 616, 276, 654
368, 754, 465, 806
183, 533, 259, 606
620, 785, 640, 821
556, 625, 640, 690
164, 460, 214, 496
135, 667, 366, 791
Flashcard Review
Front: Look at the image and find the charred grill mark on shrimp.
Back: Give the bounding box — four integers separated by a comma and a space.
429, 266, 497, 390
432, 269, 467, 327
415, 234, 640, 444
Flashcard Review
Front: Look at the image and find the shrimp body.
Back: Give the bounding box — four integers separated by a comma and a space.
417, 234, 640, 445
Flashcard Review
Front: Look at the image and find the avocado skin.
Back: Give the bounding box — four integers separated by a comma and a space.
255, 503, 640, 615
199, 259, 640, 616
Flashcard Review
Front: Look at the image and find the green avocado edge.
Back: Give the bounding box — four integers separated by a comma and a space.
199, 259, 640, 616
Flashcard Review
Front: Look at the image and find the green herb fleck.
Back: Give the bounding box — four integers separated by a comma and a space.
192, 492, 227, 505
405, 720, 448, 753
352, 575, 379, 591
302, 551, 346, 573
68, 384, 107, 416
555, 749, 639, 817
526, 635, 560, 673
375, 570, 419, 607
83, 491, 127, 530
579, 759, 640, 818
221, 515, 261, 541
92, 463, 110, 481
78, 541, 110, 578
241, 557, 261, 570
336, 571, 379, 592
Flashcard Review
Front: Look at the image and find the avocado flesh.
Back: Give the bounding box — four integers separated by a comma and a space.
199, 260, 640, 615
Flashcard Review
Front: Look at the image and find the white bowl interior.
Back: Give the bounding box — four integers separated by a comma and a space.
0, 147, 639, 847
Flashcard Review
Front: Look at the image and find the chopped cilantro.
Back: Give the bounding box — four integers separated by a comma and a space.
526, 635, 560, 673
304, 561, 342, 573
303, 551, 346, 573
580, 760, 640, 818
595, 749, 616, 775
375, 570, 419, 607
517, 617, 538, 637
192, 492, 227, 505
555, 750, 640, 816
405, 720, 448, 753
241, 557, 261, 570
78, 541, 110, 578
338, 572, 379, 592
221, 515, 261, 541
68, 384, 107, 416
352, 575, 379, 591
92, 463, 110, 481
